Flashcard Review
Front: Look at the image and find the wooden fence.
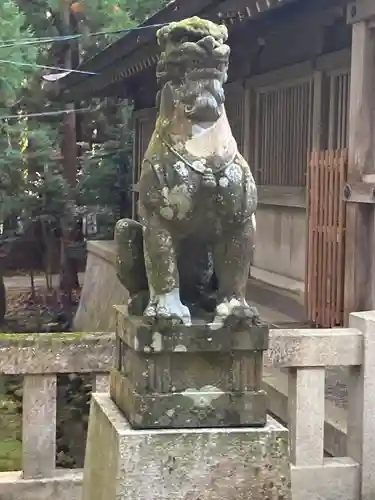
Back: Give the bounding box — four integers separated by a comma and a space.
305, 149, 348, 327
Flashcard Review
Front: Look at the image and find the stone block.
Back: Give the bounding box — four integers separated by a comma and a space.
115, 305, 269, 352
74, 241, 128, 332
0, 470, 82, 500
111, 369, 267, 429
110, 306, 269, 428
82, 393, 291, 500
291, 458, 360, 500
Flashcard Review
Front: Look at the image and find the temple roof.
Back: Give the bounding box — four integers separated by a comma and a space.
58, 0, 299, 101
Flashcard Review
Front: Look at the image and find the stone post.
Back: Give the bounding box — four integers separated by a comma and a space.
22, 375, 57, 479
348, 311, 375, 500
82, 306, 292, 500
344, 3, 375, 320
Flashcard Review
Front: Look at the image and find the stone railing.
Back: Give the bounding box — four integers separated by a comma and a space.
0, 311, 374, 500
264, 312, 369, 500
0, 332, 114, 500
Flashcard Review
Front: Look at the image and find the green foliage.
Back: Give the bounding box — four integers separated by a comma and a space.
77, 101, 132, 214
0, 0, 172, 470
0, 1, 38, 105
0, 120, 27, 221
78, 0, 135, 32
26, 169, 70, 226
0, 392, 22, 472
14, 0, 59, 39
131, 0, 167, 23
0, 118, 69, 225
78, 148, 125, 208
0, 0, 169, 252
72, 0, 168, 217
0, 2, 66, 228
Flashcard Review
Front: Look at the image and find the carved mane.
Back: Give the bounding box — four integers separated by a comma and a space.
155, 17, 230, 113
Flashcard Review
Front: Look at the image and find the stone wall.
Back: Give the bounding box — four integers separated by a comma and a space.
73, 241, 128, 332
254, 205, 306, 283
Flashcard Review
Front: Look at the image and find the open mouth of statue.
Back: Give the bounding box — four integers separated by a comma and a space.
184, 101, 222, 122
185, 106, 222, 122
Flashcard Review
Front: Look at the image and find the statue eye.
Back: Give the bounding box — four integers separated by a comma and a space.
188, 34, 201, 43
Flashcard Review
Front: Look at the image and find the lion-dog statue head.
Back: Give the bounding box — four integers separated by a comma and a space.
156, 17, 230, 127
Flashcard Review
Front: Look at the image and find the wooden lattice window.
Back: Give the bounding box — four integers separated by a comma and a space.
327, 69, 350, 150
254, 78, 313, 186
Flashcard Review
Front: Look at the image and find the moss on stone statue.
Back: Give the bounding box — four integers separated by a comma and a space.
0, 331, 92, 339
0, 330, 106, 344
157, 16, 228, 47
144, 122, 169, 158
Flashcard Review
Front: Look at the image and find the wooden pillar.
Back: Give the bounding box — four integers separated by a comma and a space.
344, 3, 375, 322
58, 0, 81, 301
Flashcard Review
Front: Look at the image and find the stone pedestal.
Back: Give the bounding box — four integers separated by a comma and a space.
83, 393, 291, 500
110, 305, 269, 429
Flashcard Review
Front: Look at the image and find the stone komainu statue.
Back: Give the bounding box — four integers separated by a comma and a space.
115, 17, 258, 326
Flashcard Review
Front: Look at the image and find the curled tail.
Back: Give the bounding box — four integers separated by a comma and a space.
114, 219, 149, 314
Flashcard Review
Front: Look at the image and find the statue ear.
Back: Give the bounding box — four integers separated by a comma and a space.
156, 91, 161, 111
159, 82, 177, 117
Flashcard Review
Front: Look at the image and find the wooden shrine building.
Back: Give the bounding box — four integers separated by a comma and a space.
60, 0, 375, 327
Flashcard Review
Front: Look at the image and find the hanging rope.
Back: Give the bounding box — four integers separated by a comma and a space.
0, 23, 168, 49
0, 59, 97, 75
0, 22, 169, 76
0, 106, 98, 120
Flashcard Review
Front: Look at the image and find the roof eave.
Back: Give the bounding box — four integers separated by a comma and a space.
59, 0, 299, 101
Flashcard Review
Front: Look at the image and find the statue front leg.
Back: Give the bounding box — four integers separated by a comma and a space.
213, 217, 259, 327
142, 212, 191, 325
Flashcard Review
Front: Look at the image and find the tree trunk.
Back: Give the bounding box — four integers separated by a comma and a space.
59, 0, 79, 301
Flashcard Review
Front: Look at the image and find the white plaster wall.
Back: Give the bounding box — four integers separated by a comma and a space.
254, 205, 306, 282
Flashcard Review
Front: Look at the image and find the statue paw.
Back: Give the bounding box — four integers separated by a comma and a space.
128, 291, 150, 316
144, 288, 191, 326
212, 298, 259, 329
144, 299, 157, 318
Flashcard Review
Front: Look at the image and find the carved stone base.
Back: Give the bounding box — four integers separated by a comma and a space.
82, 393, 291, 500
111, 369, 267, 428
110, 305, 269, 429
